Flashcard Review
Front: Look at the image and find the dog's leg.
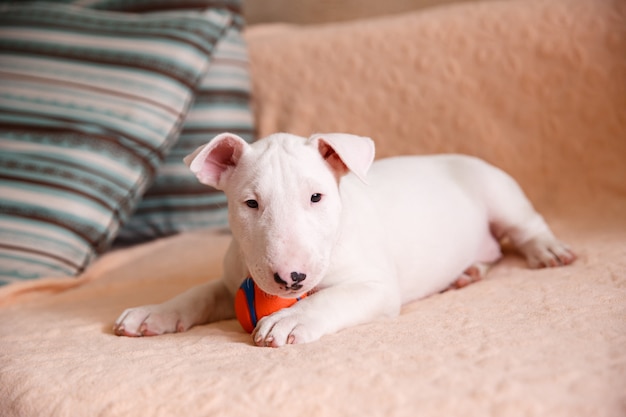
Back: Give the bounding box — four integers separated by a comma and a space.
481, 165, 576, 268
494, 203, 576, 269
113, 279, 235, 336
516, 230, 577, 268
114, 240, 244, 337
251, 279, 399, 347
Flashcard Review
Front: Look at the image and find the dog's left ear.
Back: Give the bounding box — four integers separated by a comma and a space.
309, 133, 375, 183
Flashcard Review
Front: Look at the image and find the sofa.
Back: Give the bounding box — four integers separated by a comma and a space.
1, 0, 625, 415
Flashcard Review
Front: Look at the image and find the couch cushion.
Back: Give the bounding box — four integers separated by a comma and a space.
115, 25, 254, 244
0, 2, 235, 284
78, 1, 255, 245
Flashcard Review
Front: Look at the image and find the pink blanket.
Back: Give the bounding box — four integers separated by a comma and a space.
1, 0, 625, 415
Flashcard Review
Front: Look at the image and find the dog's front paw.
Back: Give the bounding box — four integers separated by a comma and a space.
519, 233, 577, 269
113, 305, 187, 337
251, 308, 321, 347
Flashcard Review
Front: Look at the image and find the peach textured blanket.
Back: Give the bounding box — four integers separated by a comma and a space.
1, 0, 625, 416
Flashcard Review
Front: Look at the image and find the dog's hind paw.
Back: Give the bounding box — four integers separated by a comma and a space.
447, 262, 491, 290
518, 233, 576, 269
113, 306, 188, 337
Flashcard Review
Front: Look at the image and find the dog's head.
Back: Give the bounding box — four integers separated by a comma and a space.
185, 132, 374, 297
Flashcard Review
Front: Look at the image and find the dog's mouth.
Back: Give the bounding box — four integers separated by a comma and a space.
255, 275, 316, 298
272, 273, 306, 293
270, 284, 313, 298
248, 266, 312, 297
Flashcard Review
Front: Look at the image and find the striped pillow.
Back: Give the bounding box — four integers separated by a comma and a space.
0, 3, 235, 284
115, 25, 255, 244
77, 0, 255, 244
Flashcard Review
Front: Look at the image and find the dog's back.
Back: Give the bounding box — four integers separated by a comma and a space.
339, 155, 500, 300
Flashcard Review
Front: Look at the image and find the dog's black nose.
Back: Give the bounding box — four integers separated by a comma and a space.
291, 272, 306, 283
273, 272, 306, 290
273, 273, 287, 286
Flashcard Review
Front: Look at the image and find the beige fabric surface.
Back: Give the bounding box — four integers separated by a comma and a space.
1, 0, 625, 415
243, 0, 480, 25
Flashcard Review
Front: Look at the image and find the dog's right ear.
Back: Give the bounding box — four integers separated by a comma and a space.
184, 133, 249, 189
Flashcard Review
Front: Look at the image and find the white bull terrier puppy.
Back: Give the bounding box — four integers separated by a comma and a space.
114, 132, 575, 347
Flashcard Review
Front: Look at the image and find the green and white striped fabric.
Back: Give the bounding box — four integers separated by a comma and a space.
0, 2, 237, 284
116, 24, 255, 244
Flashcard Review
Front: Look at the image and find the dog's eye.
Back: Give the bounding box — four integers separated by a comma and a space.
245, 199, 259, 209
310, 193, 322, 203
